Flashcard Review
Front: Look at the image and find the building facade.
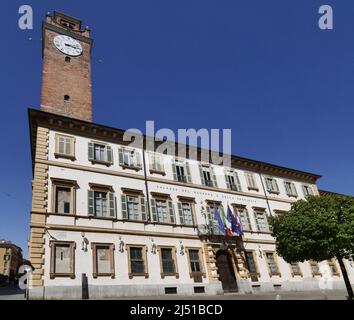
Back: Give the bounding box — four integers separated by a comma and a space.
27, 12, 354, 299
0, 240, 23, 283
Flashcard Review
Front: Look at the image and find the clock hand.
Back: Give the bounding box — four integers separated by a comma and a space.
65, 43, 80, 49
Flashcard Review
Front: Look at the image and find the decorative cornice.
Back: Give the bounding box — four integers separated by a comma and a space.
28, 108, 322, 183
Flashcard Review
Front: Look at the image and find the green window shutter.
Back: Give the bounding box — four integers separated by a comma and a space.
177, 202, 184, 225
88, 142, 94, 161
185, 162, 192, 183
158, 155, 164, 172
172, 161, 177, 181
273, 179, 279, 192
199, 164, 205, 185
108, 192, 116, 218
121, 194, 128, 219
106, 146, 113, 164
149, 153, 155, 171
211, 167, 218, 188
150, 199, 157, 222
206, 205, 212, 222
118, 148, 124, 165
140, 195, 147, 221
88, 190, 94, 216
234, 172, 242, 191
292, 183, 298, 196
168, 200, 175, 224
224, 170, 231, 189
135, 151, 142, 168
254, 212, 260, 231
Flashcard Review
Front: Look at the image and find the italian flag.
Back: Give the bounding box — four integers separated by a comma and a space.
219, 206, 233, 237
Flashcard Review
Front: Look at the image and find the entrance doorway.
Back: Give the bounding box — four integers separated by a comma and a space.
216, 250, 238, 292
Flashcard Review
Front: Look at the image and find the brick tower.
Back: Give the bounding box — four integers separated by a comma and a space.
40, 12, 93, 122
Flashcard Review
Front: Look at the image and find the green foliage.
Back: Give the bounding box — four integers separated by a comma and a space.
269, 195, 354, 263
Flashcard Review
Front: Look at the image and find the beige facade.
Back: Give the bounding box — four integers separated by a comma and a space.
26, 12, 354, 299
0, 240, 23, 282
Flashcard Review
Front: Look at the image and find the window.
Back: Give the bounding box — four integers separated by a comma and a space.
245, 251, 258, 275
91, 243, 115, 278
56, 187, 71, 214
127, 245, 148, 278
158, 247, 178, 278
88, 187, 116, 218
290, 263, 302, 276
205, 203, 224, 235
88, 142, 113, 165
199, 164, 217, 187
186, 248, 205, 278
150, 198, 175, 224
234, 206, 251, 231
121, 192, 147, 221
119, 147, 142, 170
309, 261, 321, 276
265, 252, 280, 276
284, 181, 298, 197
148, 152, 165, 174
254, 209, 270, 232
328, 260, 340, 276
172, 160, 191, 183
177, 201, 194, 226
55, 134, 75, 159
302, 184, 314, 197
245, 172, 258, 190
225, 170, 242, 191
51, 178, 76, 214
264, 177, 279, 194
49, 241, 75, 279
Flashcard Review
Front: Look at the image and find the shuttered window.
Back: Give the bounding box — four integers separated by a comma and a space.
177, 201, 194, 226
88, 190, 116, 218
245, 172, 258, 190
235, 206, 251, 231
224, 170, 242, 191
150, 198, 175, 224
199, 164, 218, 187
121, 194, 146, 221
118, 147, 142, 169
88, 142, 113, 164
172, 160, 192, 183
264, 177, 279, 193
148, 152, 165, 173
302, 184, 314, 196
254, 210, 270, 232
55, 134, 75, 158
284, 181, 298, 197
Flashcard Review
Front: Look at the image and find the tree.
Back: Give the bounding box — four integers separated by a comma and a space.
269, 195, 354, 299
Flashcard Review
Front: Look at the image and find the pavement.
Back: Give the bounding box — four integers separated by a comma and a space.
0, 286, 350, 300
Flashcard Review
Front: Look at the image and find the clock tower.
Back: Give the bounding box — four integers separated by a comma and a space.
40, 12, 93, 122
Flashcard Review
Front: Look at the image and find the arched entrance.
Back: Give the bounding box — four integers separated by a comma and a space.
216, 250, 238, 292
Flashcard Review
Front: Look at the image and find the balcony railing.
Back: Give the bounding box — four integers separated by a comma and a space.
177, 175, 187, 183
197, 224, 225, 236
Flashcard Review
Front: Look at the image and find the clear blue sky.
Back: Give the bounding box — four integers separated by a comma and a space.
0, 1, 353, 257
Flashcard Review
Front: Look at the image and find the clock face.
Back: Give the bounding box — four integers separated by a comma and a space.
53, 35, 83, 56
